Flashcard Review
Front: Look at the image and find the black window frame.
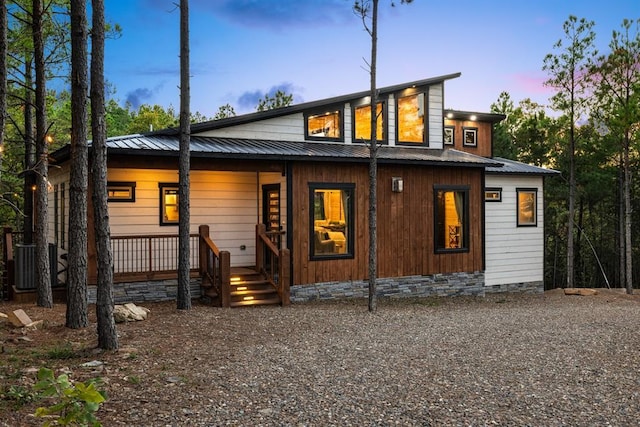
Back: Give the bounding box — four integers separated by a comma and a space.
463, 127, 478, 147
444, 125, 455, 146
434, 184, 470, 253
485, 187, 502, 202
159, 183, 179, 226
395, 88, 427, 145
516, 187, 538, 227
107, 181, 136, 202
304, 106, 344, 142
352, 98, 387, 144
309, 182, 355, 260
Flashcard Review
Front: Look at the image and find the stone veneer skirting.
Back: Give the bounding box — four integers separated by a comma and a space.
86, 274, 543, 304
290, 271, 487, 303
87, 278, 201, 304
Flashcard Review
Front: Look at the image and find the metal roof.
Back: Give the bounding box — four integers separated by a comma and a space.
101, 134, 501, 167
486, 157, 560, 175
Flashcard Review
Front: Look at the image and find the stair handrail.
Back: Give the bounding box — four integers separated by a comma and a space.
256, 224, 290, 306
198, 225, 231, 307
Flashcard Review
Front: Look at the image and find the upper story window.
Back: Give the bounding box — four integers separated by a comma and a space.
305, 107, 343, 141
159, 183, 179, 226
397, 92, 426, 144
353, 101, 385, 143
434, 185, 470, 252
309, 183, 355, 259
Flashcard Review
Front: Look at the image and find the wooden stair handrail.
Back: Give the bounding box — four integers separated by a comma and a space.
198, 225, 231, 307
256, 224, 290, 306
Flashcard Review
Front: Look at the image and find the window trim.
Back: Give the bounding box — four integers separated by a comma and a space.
516, 187, 538, 227
485, 187, 502, 202
159, 183, 179, 226
304, 106, 344, 142
309, 182, 355, 260
395, 90, 427, 145
351, 98, 387, 144
433, 184, 470, 253
107, 181, 136, 202
463, 127, 478, 147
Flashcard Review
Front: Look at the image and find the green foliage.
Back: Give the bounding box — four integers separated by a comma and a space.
46, 343, 77, 360
214, 103, 236, 120
34, 367, 106, 427
255, 90, 293, 111
2, 384, 40, 408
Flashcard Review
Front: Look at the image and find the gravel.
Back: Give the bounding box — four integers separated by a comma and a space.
3, 289, 640, 426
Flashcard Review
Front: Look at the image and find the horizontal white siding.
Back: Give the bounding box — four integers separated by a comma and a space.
107, 169, 261, 267
484, 175, 544, 286
196, 114, 304, 142
428, 83, 443, 148
387, 95, 396, 146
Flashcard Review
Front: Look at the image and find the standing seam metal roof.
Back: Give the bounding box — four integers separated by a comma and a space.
103, 134, 502, 167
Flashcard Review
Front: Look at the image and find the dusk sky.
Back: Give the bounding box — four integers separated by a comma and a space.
103, 0, 638, 118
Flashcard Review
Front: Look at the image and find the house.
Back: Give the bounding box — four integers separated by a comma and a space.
44, 73, 558, 305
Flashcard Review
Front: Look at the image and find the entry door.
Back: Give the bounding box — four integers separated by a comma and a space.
262, 184, 281, 247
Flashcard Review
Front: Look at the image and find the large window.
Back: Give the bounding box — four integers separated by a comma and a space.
354, 102, 384, 142
309, 183, 354, 259
434, 185, 469, 252
517, 188, 537, 226
397, 92, 425, 144
305, 108, 342, 141
159, 183, 179, 226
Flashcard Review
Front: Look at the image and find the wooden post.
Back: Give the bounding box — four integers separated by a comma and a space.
198, 224, 208, 278
279, 248, 290, 306
220, 250, 231, 308
2, 227, 14, 299
256, 223, 266, 272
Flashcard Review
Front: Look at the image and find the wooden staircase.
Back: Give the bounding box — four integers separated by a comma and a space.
229, 267, 281, 307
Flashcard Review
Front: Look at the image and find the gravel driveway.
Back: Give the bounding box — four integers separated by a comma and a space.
3, 289, 639, 426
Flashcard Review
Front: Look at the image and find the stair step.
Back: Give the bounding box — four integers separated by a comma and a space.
231, 288, 276, 297
231, 279, 270, 287
230, 297, 281, 307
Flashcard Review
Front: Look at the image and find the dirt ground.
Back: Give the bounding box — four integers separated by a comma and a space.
1, 288, 639, 426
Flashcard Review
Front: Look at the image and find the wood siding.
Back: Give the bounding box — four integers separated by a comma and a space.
291, 162, 484, 286
484, 174, 544, 286
444, 119, 493, 157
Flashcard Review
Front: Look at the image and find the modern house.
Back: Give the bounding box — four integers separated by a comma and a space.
41, 72, 558, 306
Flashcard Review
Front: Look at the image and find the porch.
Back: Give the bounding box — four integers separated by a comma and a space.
1, 225, 290, 307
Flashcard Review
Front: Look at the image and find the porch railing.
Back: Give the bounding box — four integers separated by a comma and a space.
110, 233, 199, 281
256, 224, 290, 305
198, 225, 231, 306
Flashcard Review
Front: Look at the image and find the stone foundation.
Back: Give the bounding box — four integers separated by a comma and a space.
484, 281, 544, 295
290, 271, 486, 303
88, 278, 201, 304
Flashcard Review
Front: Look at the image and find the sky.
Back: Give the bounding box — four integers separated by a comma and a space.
102, 0, 639, 118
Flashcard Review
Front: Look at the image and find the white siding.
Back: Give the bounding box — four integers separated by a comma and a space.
343, 103, 352, 144
428, 83, 444, 148
47, 163, 70, 251
107, 169, 260, 267
484, 175, 545, 287
196, 113, 304, 141
387, 95, 396, 146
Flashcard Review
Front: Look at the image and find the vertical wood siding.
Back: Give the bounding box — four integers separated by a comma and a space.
291, 162, 484, 286
444, 119, 493, 157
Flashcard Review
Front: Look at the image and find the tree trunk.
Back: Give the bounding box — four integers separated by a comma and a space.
33, 0, 52, 308
618, 155, 625, 288
91, 0, 118, 349
66, 0, 89, 328
23, 59, 34, 245
177, 0, 191, 309
367, 0, 378, 313
0, 2, 6, 183
566, 101, 575, 289
624, 137, 632, 294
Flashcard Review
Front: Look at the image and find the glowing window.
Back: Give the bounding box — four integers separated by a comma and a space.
309, 183, 355, 259
434, 186, 469, 252
305, 109, 342, 140
159, 183, 179, 225
107, 181, 136, 202
517, 188, 537, 226
354, 102, 384, 142
397, 93, 425, 144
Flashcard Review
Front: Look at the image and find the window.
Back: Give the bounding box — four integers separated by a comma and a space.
159, 183, 179, 225
397, 93, 425, 144
107, 181, 136, 202
434, 185, 469, 252
354, 102, 384, 142
444, 126, 455, 145
309, 183, 354, 259
517, 188, 537, 226
485, 188, 502, 202
463, 127, 477, 147
305, 108, 342, 141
